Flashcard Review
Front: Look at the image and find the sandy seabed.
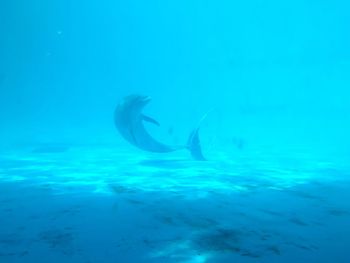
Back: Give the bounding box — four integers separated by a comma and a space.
0, 144, 349, 263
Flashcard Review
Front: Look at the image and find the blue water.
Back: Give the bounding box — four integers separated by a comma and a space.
1, 0, 350, 262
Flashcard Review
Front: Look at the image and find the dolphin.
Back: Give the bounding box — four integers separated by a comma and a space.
114, 94, 206, 160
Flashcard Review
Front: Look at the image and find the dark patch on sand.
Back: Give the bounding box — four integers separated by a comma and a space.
328, 208, 350, 217
109, 184, 137, 194
289, 217, 309, 226
37, 229, 76, 255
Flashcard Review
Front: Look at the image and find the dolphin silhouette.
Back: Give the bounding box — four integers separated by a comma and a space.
114, 94, 206, 160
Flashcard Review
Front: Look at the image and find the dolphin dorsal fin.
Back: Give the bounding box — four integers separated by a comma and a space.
142, 114, 160, 126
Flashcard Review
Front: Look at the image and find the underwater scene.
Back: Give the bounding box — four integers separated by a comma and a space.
1, 0, 350, 262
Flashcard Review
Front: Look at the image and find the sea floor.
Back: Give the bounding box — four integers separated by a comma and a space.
0, 144, 349, 263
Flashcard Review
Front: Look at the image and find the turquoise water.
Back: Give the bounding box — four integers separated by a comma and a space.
1, 0, 350, 262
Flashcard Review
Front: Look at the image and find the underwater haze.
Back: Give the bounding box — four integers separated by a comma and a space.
0, 0, 350, 262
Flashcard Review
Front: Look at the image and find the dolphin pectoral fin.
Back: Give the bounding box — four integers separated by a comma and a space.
142, 114, 160, 126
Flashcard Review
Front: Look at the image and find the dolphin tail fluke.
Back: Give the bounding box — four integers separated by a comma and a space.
186, 108, 214, 161
187, 126, 206, 161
